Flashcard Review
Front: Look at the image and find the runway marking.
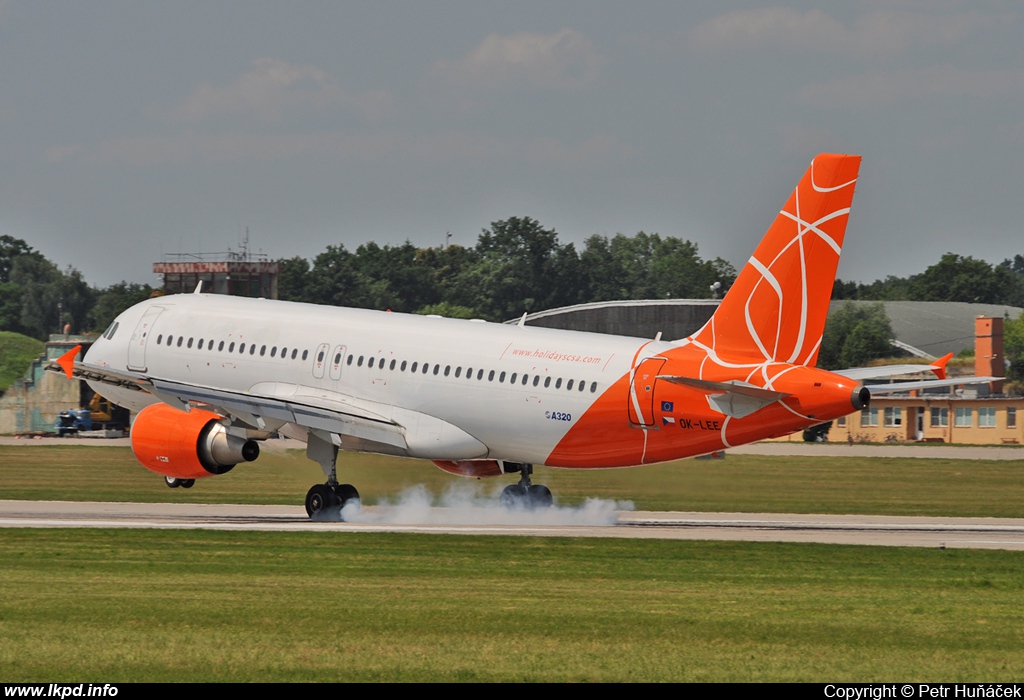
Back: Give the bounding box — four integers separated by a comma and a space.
4, 501, 1024, 549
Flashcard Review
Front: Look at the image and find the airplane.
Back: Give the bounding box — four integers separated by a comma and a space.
50, 153, 980, 519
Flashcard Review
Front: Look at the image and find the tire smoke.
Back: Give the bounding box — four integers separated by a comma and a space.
339, 483, 634, 526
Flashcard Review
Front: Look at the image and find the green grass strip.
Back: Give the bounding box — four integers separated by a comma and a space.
3, 445, 1024, 517
1, 529, 1023, 681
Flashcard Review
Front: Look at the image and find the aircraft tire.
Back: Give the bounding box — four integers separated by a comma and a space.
165, 477, 181, 489
332, 483, 360, 507
179, 479, 195, 489
500, 484, 528, 508
528, 484, 553, 508
305, 484, 334, 518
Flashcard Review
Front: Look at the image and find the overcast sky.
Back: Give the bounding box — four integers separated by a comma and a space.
2, 1, 1022, 288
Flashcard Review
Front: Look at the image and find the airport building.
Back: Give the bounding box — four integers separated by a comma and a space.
829, 396, 1021, 445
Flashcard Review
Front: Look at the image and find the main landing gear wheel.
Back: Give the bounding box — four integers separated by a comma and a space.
305, 483, 360, 519
501, 484, 554, 509
305, 484, 334, 518
179, 479, 195, 489
500, 484, 527, 507
332, 483, 360, 508
499, 464, 553, 509
527, 484, 552, 508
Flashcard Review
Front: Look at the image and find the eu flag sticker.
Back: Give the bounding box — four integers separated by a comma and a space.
661, 401, 674, 412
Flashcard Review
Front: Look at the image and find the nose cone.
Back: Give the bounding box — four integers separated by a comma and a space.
83, 331, 117, 368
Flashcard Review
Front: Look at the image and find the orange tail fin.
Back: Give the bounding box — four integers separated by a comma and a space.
694, 153, 861, 366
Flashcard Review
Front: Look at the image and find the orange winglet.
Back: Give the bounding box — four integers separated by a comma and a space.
930, 352, 954, 381
56, 345, 81, 379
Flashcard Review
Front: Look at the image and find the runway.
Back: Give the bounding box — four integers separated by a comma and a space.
4, 435, 1024, 459
3, 500, 1024, 550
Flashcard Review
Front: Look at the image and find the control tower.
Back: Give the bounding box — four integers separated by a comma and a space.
153, 241, 279, 299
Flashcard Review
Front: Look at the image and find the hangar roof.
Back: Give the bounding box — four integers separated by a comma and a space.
517, 299, 1021, 359
828, 301, 1022, 358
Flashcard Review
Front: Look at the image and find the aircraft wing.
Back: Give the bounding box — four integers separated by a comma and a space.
833, 352, 999, 395
865, 377, 1000, 394
46, 345, 486, 460
146, 377, 412, 455
46, 345, 153, 393
834, 353, 954, 381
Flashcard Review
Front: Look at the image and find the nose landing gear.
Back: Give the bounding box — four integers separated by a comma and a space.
164, 476, 195, 489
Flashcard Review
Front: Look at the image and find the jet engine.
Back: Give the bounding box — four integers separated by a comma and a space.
131, 403, 260, 479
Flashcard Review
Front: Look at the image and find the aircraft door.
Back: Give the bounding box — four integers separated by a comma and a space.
126, 306, 164, 372
628, 357, 666, 428
328, 345, 347, 381
311, 343, 330, 379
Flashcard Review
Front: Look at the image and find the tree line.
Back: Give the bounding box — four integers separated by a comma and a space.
832, 253, 1024, 307
277, 217, 737, 321
0, 235, 153, 340
0, 218, 736, 338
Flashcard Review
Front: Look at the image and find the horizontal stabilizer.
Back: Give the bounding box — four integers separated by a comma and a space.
658, 376, 788, 419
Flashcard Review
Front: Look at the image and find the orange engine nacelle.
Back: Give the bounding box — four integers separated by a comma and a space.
432, 460, 507, 478
131, 403, 260, 479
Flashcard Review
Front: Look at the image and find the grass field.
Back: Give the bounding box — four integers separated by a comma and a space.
4, 443, 1024, 681
2, 443, 1024, 516
2, 529, 1024, 682
0, 331, 44, 393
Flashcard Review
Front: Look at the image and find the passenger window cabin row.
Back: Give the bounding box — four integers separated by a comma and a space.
157, 333, 309, 360
155, 333, 600, 394
333, 350, 600, 393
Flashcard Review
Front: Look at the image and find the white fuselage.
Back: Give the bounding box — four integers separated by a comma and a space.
89, 293, 668, 465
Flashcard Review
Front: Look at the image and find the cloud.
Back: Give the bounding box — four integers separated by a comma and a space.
171, 57, 393, 123
48, 130, 633, 170
800, 65, 1024, 108
690, 8, 844, 53
431, 28, 603, 90
689, 8, 1002, 55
